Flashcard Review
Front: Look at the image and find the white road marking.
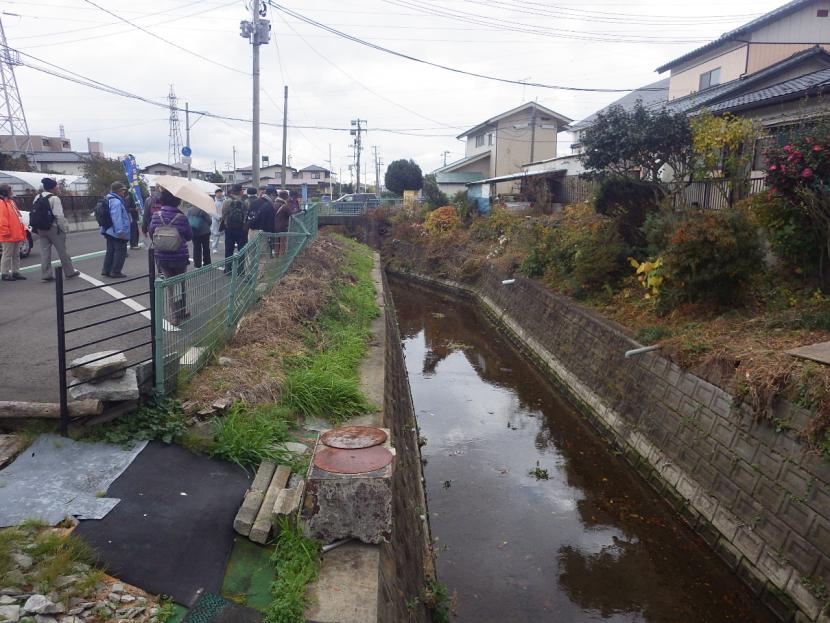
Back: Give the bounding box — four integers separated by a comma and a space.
76, 272, 179, 333
20, 249, 106, 273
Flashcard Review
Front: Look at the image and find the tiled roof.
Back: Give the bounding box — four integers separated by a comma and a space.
435, 172, 486, 184
570, 78, 670, 131
665, 46, 830, 113
656, 0, 815, 73
707, 66, 830, 112
300, 164, 330, 172
432, 150, 490, 174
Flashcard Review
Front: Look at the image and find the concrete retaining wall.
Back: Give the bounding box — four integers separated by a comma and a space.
378, 269, 435, 622
390, 267, 830, 623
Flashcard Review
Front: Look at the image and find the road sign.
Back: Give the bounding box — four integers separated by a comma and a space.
181, 156, 192, 165
181, 146, 192, 157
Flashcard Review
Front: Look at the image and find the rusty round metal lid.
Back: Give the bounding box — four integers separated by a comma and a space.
321, 425, 388, 449
314, 445, 393, 474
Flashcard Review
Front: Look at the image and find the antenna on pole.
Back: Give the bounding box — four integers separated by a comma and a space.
0, 18, 31, 156
167, 85, 183, 165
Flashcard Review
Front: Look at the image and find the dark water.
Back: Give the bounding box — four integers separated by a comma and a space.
390, 278, 776, 623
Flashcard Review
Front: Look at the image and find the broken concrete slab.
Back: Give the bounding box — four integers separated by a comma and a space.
272, 478, 304, 528
69, 351, 127, 383
250, 465, 290, 544
179, 346, 208, 368
273, 441, 309, 455
68, 368, 139, 402
233, 461, 276, 537
787, 341, 830, 365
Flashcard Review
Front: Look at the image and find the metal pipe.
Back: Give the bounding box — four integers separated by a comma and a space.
321, 538, 352, 554
502, 279, 516, 285
624, 345, 661, 358
55, 267, 68, 437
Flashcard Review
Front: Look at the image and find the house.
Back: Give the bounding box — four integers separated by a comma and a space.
434, 101, 572, 195
223, 163, 296, 185
658, 0, 830, 101
0, 133, 71, 153
141, 162, 211, 181
290, 165, 332, 190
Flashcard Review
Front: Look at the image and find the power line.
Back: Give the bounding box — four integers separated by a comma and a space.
80, 0, 247, 75
266, 1, 669, 92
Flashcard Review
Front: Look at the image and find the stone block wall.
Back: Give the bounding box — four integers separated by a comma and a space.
378, 270, 435, 623
392, 266, 830, 622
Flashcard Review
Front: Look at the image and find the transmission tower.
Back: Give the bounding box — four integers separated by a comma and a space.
167, 85, 183, 165
0, 19, 31, 153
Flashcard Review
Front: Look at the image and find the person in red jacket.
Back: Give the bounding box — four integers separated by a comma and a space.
0, 184, 26, 281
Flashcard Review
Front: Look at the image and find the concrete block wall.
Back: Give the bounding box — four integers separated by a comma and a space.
378, 270, 435, 623
392, 266, 830, 622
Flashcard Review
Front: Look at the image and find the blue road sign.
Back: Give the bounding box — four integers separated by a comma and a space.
181, 146, 192, 157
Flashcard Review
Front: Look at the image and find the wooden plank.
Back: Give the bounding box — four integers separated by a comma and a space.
786, 341, 830, 366
0, 400, 103, 419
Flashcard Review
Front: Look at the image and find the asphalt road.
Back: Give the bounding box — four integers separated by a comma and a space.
0, 230, 227, 403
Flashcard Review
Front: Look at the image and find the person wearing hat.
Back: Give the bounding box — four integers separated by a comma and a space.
100, 181, 131, 278
34, 177, 80, 282
0, 184, 27, 281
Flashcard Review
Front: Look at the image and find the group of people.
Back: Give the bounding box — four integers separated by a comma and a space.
0, 177, 80, 283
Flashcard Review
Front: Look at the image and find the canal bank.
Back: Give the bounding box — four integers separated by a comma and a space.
386, 267, 830, 622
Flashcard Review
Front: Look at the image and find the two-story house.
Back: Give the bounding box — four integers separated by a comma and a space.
141, 162, 212, 181
290, 165, 332, 192
433, 102, 572, 195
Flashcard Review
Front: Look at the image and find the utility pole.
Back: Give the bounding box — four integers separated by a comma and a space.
529, 105, 537, 163
281, 85, 288, 190
350, 119, 365, 194
326, 143, 333, 198
442, 150, 450, 167
232, 145, 237, 182
185, 102, 191, 180
241, 2, 271, 188
372, 146, 380, 197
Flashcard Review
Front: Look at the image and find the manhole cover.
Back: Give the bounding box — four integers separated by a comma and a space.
314, 445, 393, 474
321, 426, 388, 449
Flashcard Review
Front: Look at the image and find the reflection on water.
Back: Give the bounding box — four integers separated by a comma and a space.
391, 277, 775, 623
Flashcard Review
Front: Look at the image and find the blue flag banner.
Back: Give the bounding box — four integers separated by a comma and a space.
121, 154, 145, 212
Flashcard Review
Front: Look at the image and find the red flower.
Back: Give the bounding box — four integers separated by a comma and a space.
814, 144, 823, 152
802, 167, 814, 178
783, 145, 793, 152
769, 164, 778, 171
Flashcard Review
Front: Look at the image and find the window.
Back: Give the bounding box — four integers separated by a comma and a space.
292, 171, 301, 179
488, 132, 493, 146
753, 135, 776, 171
475, 134, 485, 147
311, 172, 321, 179
699, 67, 721, 90
818, 9, 829, 17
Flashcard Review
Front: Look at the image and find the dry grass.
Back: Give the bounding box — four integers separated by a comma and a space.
180, 235, 347, 406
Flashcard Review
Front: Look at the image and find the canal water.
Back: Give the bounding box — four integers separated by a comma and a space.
390, 278, 776, 623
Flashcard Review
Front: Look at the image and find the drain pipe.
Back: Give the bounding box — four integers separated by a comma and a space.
502, 279, 516, 285
625, 345, 661, 358
321, 538, 352, 554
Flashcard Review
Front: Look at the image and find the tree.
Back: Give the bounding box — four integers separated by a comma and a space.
690, 111, 757, 204
207, 171, 224, 184
0, 152, 31, 172
579, 101, 693, 191
384, 159, 423, 195
421, 174, 448, 209
83, 156, 126, 197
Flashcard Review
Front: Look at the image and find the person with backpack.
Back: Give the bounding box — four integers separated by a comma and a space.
0, 184, 27, 282
187, 202, 212, 268
141, 184, 162, 238
149, 189, 193, 326
99, 181, 131, 278
31, 177, 80, 282
220, 183, 248, 274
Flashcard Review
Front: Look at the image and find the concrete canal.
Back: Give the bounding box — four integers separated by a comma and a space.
389, 277, 776, 623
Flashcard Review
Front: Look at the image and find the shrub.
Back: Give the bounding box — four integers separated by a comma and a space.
468, 205, 522, 241
594, 177, 664, 252
421, 174, 448, 210
521, 203, 627, 296
641, 210, 676, 256
659, 208, 763, 308
424, 206, 461, 236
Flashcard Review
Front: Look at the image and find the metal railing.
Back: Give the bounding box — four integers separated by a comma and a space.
152, 205, 318, 394
56, 250, 157, 435
315, 198, 404, 217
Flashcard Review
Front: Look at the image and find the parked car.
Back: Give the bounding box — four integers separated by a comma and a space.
330, 193, 380, 214
19, 211, 35, 258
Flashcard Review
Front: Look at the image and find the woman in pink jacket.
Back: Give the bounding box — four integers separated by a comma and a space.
0, 184, 26, 281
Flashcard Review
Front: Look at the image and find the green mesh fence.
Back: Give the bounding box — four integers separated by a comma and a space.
153, 206, 318, 395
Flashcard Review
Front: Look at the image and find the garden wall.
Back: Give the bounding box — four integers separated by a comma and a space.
378, 270, 435, 622
389, 266, 830, 622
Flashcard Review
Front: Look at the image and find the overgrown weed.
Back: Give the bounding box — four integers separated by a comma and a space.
265, 519, 322, 623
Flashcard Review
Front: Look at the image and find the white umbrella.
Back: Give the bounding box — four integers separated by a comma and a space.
151, 175, 219, 216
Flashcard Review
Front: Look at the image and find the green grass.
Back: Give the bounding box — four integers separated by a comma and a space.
213, 403, 295, 470
265, 519, 322, 623
280, 236, 378, 424
79, 397, 187, 446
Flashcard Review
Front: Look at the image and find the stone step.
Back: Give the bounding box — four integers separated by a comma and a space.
249, 465, 290, 544
233, 461, 276, 537
272, 478, 305, 528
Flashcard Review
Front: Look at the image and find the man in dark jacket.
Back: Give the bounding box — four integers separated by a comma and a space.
149, 189, 193, 325
247, 185, 276, 257
127, 191, 140, 250
187, 203, 212, 268
220, 183, 248, 274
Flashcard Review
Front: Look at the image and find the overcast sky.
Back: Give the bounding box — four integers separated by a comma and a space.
2, 0, 787, 182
